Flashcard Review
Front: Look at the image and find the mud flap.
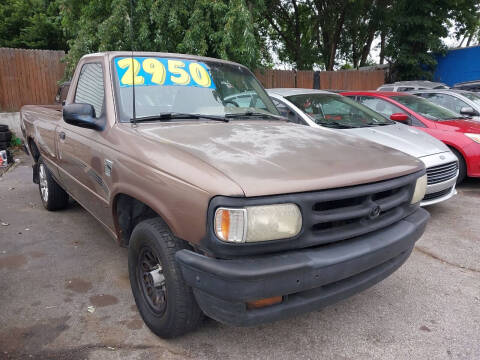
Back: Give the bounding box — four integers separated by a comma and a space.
32, 163, 39, 184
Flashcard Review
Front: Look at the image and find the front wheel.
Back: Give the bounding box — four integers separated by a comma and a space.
38, 157, 69, 211
450, 148, 466, 184
128, 218, 203, 338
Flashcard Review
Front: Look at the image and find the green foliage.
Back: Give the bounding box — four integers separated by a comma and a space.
339, 0, 390, 69
2, 0, 479, 81
384, 0, 479, 80
61, 0, 265, 78
0, 0, 66, 50
255, 0, 318, 70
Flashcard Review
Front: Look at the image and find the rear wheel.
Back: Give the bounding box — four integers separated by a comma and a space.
450, 148, 466, 184
128, 218, 203, 338
38, 157, 69, 210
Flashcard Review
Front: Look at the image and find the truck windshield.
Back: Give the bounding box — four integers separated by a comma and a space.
285, 93, 394, 128
113, 56, 279, 122
391, 95, 462, 121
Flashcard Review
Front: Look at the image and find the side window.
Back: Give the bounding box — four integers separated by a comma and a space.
358, 96, 403, 118
397, 87, 414, 92
358, 96, 425, 127
75, 63, 105, 118
423, 93, 468, 114
271, 98, 304, 125
379, 86, 394, 91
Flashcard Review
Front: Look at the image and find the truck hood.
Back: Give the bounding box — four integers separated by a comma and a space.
341, 122, 449, 159
137, 121, 424, 197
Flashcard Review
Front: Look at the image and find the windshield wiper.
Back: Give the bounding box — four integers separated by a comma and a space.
363, 122, 391, 127
318, 123, 356, 129
225, 111, 285, 120
131, 112, 229, 123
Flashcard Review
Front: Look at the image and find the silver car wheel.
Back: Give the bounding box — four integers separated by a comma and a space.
39, 164, 49, 202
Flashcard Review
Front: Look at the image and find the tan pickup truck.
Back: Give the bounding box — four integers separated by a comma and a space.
21, 51, 429, 338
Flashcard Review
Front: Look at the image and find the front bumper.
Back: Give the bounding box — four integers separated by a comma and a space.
176, 208, 430, 326
420, 152, 458, 206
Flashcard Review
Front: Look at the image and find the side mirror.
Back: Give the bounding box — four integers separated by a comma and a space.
460, 106, 478, 117
390, 113, 409, 123
63, 103, 102, 130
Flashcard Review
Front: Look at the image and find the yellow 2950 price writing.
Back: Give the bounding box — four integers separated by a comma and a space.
115, 57, 214, 89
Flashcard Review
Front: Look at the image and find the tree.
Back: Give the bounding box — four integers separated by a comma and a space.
339, 0, 390, 69
384, 0, 479, 80
0, 0, 66, 50
61, 0, 266, 78
253, 0, 318, 69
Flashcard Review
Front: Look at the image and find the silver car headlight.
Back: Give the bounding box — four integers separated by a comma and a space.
411, 174, 427, 204
214, 204, 302, 243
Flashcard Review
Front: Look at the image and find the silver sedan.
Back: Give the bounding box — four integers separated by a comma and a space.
264, 88, 458, 206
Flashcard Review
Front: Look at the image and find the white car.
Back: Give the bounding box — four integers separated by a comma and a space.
411, 89, 480, 122
264, 88, 458, 206
377, 81, 449, 92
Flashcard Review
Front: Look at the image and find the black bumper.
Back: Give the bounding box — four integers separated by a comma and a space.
176, 208, 429, 326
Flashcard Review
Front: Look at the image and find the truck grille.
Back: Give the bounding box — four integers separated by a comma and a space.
303, 177, 415, 245
426, 162, 458, 185
208, 171, 421, 257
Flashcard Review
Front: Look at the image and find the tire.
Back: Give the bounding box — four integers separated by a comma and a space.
128, 218, 203, 338
0, 131, 11, 142
450, 148, 466, 184
0, 124, 8, 132
38, 157, 69, 210
6, 150, 13, 164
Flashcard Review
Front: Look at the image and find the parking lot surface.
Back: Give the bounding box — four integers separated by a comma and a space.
1, 156, 479, 360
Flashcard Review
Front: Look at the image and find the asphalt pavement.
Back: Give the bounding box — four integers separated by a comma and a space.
1, 155, 479, 360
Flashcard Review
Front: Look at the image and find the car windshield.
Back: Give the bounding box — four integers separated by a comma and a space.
113, 56, 279, 122
285, 93, 394, 128
461, 92, 480, 107
391, 95, 462, 121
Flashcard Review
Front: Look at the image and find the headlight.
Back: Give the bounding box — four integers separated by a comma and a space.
465, 133, 480, 143
411, 174, 427, 204
214, 204, 302, 243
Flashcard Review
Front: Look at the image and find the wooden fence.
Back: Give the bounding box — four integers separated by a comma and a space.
254, 69, 385, 90
0, 48, 65, 112
0, 48, 385, 112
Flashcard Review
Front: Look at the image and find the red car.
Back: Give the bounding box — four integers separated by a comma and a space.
341, 91, 480, 183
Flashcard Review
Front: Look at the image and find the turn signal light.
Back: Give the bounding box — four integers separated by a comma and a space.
246, 296, 283, 309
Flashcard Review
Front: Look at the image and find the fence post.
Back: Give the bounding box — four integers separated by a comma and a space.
313, 71, 320, 89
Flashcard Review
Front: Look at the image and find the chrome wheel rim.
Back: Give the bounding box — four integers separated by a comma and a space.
137, 246, 167, 315
39, 164, 48, 202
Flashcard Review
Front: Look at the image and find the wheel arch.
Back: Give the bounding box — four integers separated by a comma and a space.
27, 137, 40, 162
112, 192, 177, 247
444, 142, 467, 163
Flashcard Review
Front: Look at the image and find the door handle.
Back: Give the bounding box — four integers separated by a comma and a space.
59, 132, 66, 140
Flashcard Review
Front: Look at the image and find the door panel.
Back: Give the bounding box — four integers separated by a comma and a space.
57, 124, 113, 228
56, 61, 113, 229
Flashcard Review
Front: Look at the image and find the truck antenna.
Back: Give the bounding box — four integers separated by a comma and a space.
130, 0, 137, 126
